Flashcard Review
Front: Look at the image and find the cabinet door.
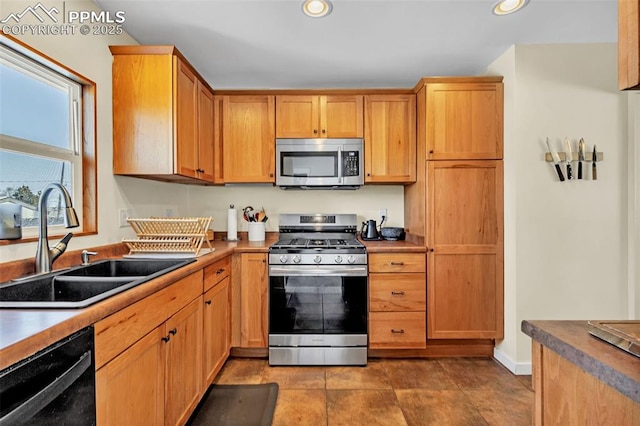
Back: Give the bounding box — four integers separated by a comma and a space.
427, 160, 504, 339
213, 95, 225, 183
619, 0, 640, 90
240, 253, 268, 348
426, 83, 503, 160
165, 297, 203, 426
364, 94, 416, 183
203, 277, 231, 388
222, 96, 275, 183
197, 82, 215, 182
275, 95, 319, 138
322, 95, 363, 138
96, 327, 165, 426
175, 58, 199, 179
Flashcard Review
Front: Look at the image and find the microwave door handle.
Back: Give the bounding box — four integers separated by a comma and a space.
0, 350, 92, 426
337, 146, 343, 184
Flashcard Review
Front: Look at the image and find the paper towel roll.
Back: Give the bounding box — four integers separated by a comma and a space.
227, 204, 238, 241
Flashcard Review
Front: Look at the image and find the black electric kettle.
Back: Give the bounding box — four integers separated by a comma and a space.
361, 220, 381, 240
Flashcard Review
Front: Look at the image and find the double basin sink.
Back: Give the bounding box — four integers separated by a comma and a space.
0, 258, 195, 309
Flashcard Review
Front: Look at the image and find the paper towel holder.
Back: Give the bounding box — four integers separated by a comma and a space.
225, 203, 240, 241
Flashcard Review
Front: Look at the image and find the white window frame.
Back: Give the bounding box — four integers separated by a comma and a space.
0, 43, 84, 237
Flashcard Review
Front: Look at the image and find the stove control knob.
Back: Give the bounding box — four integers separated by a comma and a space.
347, 255, 356, 264
292, 255, 301, 264
313, 255, 322, 264
335, 256, 343, 264
279, 255, 288, 264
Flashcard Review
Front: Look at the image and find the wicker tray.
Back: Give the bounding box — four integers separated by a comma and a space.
123, 217, 213, 255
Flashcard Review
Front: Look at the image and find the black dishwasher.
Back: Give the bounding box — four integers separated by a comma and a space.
0, 326, 96, 426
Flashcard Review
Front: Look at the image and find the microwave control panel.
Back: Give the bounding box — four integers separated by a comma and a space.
342, 151, 360, 177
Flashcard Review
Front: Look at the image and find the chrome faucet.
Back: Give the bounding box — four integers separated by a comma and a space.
35, 183, 80, 274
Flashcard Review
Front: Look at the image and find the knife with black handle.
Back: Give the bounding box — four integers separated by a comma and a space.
546, 138, 565, 182
592, 145, 598, 180
578, 138, 585, 180
565, 138, 573, 180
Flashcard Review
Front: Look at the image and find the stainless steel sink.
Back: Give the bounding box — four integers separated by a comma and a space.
0, 258, 195, 309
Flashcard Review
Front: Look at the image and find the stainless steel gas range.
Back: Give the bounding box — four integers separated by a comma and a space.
268, 213, 368, 366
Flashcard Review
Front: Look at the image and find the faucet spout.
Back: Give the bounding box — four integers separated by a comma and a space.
35, 183, 79, 274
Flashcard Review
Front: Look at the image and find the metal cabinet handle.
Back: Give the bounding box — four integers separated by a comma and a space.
162, 336, 171, 343
391, 291, 405, 296
216, 268, 225, 274
390, 262, 404, 266
169, 328, 177, 336
205, 300, 212, 305
391, 329, 405, 334
313, 129, 318, 134
321, 129, 326, 134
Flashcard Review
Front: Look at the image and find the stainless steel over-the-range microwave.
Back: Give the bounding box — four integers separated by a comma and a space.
275, 138, 364, 189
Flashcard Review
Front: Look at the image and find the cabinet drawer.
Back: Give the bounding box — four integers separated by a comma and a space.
94, 270, 203, 369
369, 311, 426, 349
204, 256, 230, 292
369, 253, 425, 273
369, 273, 426, 311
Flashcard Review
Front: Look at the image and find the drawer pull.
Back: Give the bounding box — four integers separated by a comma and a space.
391, 329, 405, 334
216, 268, 225, 275
169, 328, 177, 336
390, 262, 404, 266
162, 335, 171, 343
391, 291, 405, 296
205, 300, 212, 305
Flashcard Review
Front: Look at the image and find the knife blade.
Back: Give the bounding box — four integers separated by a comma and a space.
546, 138, 565, 182
578, 138, 585, 180
565, 138, 573, 180
592, 145, 598, 180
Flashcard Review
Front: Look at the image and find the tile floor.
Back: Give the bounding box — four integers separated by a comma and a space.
214, 357, 534, 426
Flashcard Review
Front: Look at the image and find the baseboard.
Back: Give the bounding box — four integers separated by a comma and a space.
493, 347, 532, 375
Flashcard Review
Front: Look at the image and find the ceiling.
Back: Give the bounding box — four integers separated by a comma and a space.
95, 0, 618, 89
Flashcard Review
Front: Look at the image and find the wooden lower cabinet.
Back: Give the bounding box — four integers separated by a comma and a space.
203, 276, 231, 387
95, 271, 204, 426
164, 298, 203, 426
532, 341, 640, 425
368, 253, 426, 349
96, 327, 166, 425
239, 253, 268, 348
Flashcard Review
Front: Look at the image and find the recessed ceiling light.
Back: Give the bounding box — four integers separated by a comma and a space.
302, 0, 333, 18
492, 0, 529, 15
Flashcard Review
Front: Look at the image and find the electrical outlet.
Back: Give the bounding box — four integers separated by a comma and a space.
119, 208, 132, 228
379, 209, 387, 219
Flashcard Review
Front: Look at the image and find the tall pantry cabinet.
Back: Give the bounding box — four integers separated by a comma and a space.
405, 77, 504, 340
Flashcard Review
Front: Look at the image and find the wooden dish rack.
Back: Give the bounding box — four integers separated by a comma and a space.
123, 217, 213, 255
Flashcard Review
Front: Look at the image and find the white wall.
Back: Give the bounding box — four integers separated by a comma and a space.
0, 0, 403, 264
488, 43, 630, 372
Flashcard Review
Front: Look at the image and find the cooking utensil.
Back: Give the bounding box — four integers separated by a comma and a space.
243, 206, 254, 222
380, 227, 405, 241
565, 138, 573, 180
578, 138, 585, 180
592, 145, 598, 180
546, 138, 565, 182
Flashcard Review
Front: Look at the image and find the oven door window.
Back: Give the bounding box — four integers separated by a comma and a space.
269, 275, 367, 334
280, 151, 338, 178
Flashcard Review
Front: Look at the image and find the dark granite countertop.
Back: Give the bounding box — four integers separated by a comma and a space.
521, 320, 640, 404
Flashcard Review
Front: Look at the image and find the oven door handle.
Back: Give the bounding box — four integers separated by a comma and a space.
0, 350, 92, 426
269, 266, 368, 277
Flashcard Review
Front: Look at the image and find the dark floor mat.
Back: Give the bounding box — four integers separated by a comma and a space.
187, 383, 279, 426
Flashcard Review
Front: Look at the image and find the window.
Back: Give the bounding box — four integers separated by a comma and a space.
0, 35, 96, 242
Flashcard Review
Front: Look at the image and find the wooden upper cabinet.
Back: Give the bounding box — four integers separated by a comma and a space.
175, 61, 198, 179
364, 94, 416, 183
222, 96, 275, 183
110, 46, 216, 184
424, 82, 503, 160
426, 160, 504, 339
619, 0, 640, 90
275, 95, 363, 138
